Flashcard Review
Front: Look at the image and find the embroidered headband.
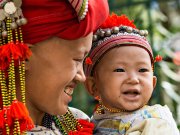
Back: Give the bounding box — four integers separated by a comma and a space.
84, 14, 161, 77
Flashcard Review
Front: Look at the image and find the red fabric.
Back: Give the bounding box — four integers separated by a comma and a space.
100, 13, 136, 29
22, 0, 109, 44
68, 119, 94, 135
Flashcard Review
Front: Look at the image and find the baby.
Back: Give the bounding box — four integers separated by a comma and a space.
84, 14, 180, 135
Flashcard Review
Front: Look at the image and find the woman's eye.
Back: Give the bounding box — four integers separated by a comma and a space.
139, 68, 149, 72
113, 68, 125, 72
74, 59, 83, 63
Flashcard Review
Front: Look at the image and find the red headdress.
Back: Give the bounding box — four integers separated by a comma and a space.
0, 0, 109, 134
84, 13, 161, 77
22, 0, 109, 44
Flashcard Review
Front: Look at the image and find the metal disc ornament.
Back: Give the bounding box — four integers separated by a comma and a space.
4, 2, 17, 15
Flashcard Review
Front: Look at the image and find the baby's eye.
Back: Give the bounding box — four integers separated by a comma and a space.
113, 68, 125, 72
139, 68, 149, 72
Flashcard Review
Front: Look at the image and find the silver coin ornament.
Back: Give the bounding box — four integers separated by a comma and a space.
4, 2, 17, 15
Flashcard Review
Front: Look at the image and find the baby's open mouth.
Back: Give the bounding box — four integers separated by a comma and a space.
122, 89, 140, 98
123, 91, 140, 95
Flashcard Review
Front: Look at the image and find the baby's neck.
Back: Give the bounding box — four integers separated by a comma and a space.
97, 104, 146, 114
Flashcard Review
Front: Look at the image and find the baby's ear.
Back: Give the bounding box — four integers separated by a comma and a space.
153, 76, 157, 89
84, 77, 98, 97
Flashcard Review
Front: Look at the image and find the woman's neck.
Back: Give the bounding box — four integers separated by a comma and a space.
26, 101, 45, 125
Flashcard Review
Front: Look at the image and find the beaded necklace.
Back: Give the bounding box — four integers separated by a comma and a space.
42, 108, 82, 135
96, 102, 146, 114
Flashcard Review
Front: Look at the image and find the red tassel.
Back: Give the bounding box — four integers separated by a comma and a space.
0, 44, 11, 70
19, 116, 34, 132
100, 13, 136, 29
0, 42, 22, 70
17, 42, 32, 61
9, 42, 22, 60
85, 57, 92, 65
0, 110, 5, 128
154, 55, 163, 62
68, 119, 94, 135
3, 107, 12, 127
10, 100, 34, 132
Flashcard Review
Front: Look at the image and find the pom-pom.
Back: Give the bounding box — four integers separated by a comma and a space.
0, 42, 22, 70
85, 57, 92, 65
68, 119, 94, 135
100, 13, 136, 29
154, 55, 163, 62
17, 42, 32, 60
10, 100, 34, 132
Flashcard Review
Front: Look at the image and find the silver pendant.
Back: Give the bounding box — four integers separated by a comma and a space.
4, 2, 17, 15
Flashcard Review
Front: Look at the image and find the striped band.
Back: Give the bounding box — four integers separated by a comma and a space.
84, 34, 153, 77
68, 0, 88, 21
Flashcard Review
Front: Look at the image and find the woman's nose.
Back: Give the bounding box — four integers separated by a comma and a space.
75, 66, 86, 83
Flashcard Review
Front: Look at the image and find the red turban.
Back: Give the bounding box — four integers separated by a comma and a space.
22, 0, 109, 44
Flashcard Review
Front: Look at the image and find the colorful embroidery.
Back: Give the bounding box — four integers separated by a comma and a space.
142, 108, 160, 119
68, 0, 88, 21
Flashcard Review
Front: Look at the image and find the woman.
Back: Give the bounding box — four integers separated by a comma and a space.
0, 0, 109, 134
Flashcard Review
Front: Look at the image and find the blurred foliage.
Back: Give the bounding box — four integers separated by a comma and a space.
70, 0, 180, 129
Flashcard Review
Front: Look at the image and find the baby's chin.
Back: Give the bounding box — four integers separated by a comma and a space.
120, 103, 145, 112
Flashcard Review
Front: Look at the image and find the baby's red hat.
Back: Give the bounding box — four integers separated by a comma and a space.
84, 13, 154, 77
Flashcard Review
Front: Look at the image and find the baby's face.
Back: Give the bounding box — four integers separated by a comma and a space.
94, 46, 157, 111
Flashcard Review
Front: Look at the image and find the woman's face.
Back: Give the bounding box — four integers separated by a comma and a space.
25, 33, 92, 118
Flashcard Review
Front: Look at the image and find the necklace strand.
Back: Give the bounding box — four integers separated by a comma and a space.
52, 108, 82, 135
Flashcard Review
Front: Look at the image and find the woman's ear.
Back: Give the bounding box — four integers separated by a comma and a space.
84, 77, 98, 97
27, 43, 34, 49
153, 76, 157, 89
25, 43, 33, 70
